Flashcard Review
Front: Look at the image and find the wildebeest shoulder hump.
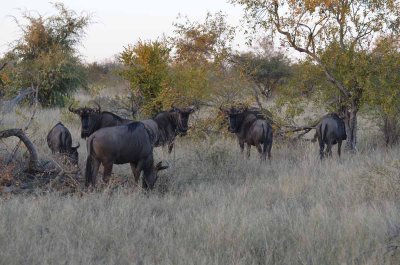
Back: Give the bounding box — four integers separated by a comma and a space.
126, 121, 144, 132
102, 111, 124, 121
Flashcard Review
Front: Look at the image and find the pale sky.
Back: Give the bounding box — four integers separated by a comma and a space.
0, 0, 248, 63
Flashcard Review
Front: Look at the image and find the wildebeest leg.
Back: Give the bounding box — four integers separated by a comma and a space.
267, 141, 272, 160
130, 162, 140, 184
102, 162, 113, 184
337, 140, 342, 158
319, 141, 325, 160
326, 142, 333, 157
239, 140, 244, 155
246, 143, 251, 158
142, 179, 148, 190
256, 144, 264, 161
142, 156, 155, 190
168, 142, 174, 154
85, 157, 100, 187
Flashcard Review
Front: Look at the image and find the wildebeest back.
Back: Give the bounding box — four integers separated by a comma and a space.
328, 113, 346, 140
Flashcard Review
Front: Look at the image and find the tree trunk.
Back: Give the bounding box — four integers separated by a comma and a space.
0, 129, 41, 172
251, 85, 264, 111
344, 103, 358, 151
382, 114, 400, 147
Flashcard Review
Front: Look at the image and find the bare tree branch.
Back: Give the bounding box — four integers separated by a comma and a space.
6, 85, 39, 164
0, 129, 41, 172
0, 63, 7, 72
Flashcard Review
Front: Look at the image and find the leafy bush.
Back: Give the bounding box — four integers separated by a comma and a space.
1, 3, 90, 107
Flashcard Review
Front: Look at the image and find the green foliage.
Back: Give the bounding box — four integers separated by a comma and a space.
365, 36, 400, 116
364, 36, 400, 145
171, 12, 235, 66
233, 42, 292, 101
233, 0, 400, 148
119, 12, 239, 118
119, 40, 170, 115
168, 12, 238, 107
2, 3, 90, 107
319, 42, 371, 107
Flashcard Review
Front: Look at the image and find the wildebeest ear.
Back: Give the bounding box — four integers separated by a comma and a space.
155, 161, 169, 171
94, 102, 101, 113
68, 104, 79, 114
219, 106, 228, 115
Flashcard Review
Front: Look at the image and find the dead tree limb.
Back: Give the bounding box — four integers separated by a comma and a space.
1, 87, 35, 114
6, 85, 39, 164
280, 126, 316, 134
0, 63, 6, 72
0, 129, 41, 172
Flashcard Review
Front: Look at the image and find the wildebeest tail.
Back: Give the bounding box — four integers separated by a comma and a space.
262, 122, 273, 160
85, 137, 96, 187
322, 123, 328, 144
61, 130, 69, 153
46, 130, 52, 151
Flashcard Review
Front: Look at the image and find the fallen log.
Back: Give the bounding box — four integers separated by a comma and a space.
1, 87, 35, 114
0, 129, 41, 172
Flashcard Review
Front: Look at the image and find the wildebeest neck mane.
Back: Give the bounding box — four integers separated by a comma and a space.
154, 112, 179, 130
126, 121, 143, 132
101, 111, 124, 121
246, 108, 266, 120
153, 111, 180, 144
236, 111, 259, 134
126, 122, 155, 144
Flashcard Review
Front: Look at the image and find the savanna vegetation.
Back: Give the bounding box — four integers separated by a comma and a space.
1, 1, 400, 264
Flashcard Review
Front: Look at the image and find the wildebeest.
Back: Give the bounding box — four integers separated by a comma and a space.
47, 122, 80, 165
69, 103, 132, 138
69, 104, 194, 153
141, 106, 195, 153
222, 107, 273, 161
85, 122, 169, 189
314, 113, 347, 159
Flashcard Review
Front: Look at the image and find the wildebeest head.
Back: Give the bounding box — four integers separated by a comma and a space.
68, 143, 80, 165
222, 107, 247, 133
145, 161, 170, 189
69, 103, 101, 138
170, 106, 195, 135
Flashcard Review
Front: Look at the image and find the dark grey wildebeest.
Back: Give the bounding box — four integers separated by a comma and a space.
141, 106, 195, 153
69, 103, 132, 138
314, 113, 347, 159
70, 103, 194, 152
47, 122, 80, 165
85, 122, 169, 189
222, 107, 273, 161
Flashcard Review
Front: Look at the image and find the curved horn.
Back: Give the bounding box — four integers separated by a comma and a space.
156, 161, 169, 171
94, 102, 101, 113
170, 103, 178, 112
69, 104, 77, 113
219, 105, 228, 114
188, 105, 195, 113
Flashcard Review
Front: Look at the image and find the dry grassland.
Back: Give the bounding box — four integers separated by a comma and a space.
1, 105, 400, 264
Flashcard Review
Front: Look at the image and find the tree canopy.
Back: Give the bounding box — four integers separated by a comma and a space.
1, 3, 90, 107
120, 40, 171, 115
231, 0, 400, 149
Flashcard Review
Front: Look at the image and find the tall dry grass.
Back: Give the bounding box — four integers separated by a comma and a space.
1, 105, 400, 264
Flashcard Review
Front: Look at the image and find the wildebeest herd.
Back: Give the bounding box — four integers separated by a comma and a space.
47, 104, 346, 190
